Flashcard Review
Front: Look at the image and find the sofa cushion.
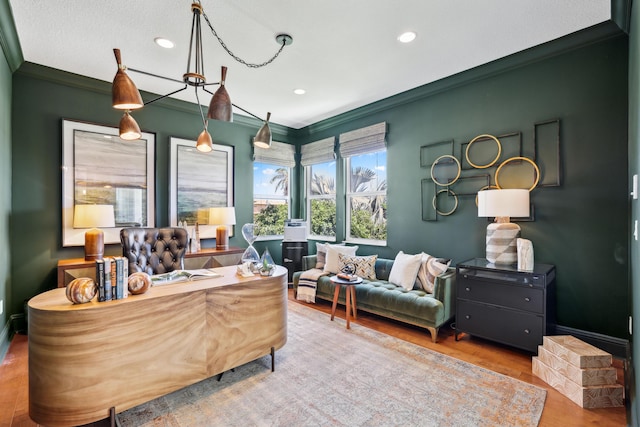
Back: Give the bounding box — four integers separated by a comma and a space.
418, 254, 451, 293
388, 251, 422, 290
315, 242, 328, 269
338, 253, 377, 279
324, 244, 358, 274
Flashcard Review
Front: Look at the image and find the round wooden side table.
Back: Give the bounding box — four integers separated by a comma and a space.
329, 275, 363, 329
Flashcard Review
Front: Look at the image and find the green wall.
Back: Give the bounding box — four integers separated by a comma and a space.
10, 64, 293, 315
299, 32, 629, 339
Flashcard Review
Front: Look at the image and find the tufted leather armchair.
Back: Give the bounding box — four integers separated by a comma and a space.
120, 227, 189, 275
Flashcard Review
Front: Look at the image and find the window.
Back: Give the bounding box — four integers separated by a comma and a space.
340, 122, 387, 245
306, 162, 337, 239
253, 141, 296, 239
301, 137, 337, 240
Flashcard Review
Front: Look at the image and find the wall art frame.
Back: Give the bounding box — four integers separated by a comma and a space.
169, 137, 234, 239
62, 119, 156, 247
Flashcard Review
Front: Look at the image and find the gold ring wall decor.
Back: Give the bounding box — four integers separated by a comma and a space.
430, 155, 461, 186
465, 134, 502, 169
432, 189, 458, 216
495, 156, 540, 191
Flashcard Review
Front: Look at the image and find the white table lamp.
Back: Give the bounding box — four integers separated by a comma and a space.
478, 189, 529, 264
73, 204, 115, 261
209, 207, 236, 250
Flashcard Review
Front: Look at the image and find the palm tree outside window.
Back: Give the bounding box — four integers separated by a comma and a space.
253, 162, 290, 238
306, 161, 337, 240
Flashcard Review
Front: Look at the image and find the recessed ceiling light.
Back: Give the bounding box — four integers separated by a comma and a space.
294, 89, 306, 95
397, 31, 417, 43
154, 37, 175, 49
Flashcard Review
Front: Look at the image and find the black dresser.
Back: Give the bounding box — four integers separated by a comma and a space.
455, 258, 556, 353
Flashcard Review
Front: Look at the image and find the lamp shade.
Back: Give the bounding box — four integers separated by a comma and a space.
209, 207, 236, 226
196, 127, 213, 152
207, 66, 232, 122
112, 49, 143, 110
119, 111, 142, 140
253, 112, 272, 149
73, 204, 115, 229
478, 189, 529, 218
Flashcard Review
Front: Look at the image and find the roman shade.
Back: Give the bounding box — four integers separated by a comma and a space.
339, 122, 387, 158
300, 137, 336, 166
253, 140, 296, 167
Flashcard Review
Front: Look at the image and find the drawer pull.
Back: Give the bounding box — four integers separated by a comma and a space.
524, 297, 530, 302
465, 315, 471, 320
524, 329, 530, 334
465, 287, 471, 292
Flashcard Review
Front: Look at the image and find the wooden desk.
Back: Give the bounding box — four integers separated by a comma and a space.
29, 265, 287, 427
57, 247, 244, 287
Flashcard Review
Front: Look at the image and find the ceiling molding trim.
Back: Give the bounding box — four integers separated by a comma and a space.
0, 0, 24, 72
611, 0, 632, 33
303, 21, 625, 136
15, 62, 291, 137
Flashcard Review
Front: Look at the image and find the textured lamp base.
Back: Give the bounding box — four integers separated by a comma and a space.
84, 228, 105, 261
216, 226, 229, 250
486, 222, 520, 264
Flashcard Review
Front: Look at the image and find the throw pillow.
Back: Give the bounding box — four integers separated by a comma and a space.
315, 242, 328, 269
338, 253, 378, 280
417, 253, 451, 293
388, 251, 423, 291
324, 244, 359, 274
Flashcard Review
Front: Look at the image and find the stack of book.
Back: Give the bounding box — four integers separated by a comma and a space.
95, 257, 129, 302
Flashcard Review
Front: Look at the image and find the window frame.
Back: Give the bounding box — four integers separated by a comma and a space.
253, 162, 291, 241
305, 162, 337, 242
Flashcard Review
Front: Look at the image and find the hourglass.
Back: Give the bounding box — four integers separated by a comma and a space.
241, 223, 261, 266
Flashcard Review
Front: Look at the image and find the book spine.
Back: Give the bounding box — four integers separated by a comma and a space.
121, 256, 129, 299
96, 259, 106, 302
110, 257, 118, 300
103, 258, 112, 301
115, 257, 124, 300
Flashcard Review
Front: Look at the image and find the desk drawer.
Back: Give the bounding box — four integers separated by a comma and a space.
457, 300, 543, 352
457, 277, 544, 314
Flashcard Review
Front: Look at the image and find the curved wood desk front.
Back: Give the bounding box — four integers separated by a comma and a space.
28, 265, 288, 427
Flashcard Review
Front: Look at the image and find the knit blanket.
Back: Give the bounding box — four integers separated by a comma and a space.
296, 268, 329, 303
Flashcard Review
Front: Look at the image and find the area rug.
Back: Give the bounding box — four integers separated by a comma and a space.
118, 302, 546, 426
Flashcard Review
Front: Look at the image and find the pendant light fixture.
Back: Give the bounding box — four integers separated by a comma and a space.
111, 0, 292, 149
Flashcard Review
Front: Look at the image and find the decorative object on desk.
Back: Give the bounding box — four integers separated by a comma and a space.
517, 238, 534, 271
65, 277, 97, 304
260, 248, 275, 276
236, 262, 255, 277
478, 189, 530, 264
209, 206, 236, 250
241, 223, 261, 265
128, 272, 152, 295
73, 204, 115, 261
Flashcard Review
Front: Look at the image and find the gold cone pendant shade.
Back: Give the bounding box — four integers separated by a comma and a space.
253, 112, 272, 148
119, 111, 142, 141
207, 66, 232, 122
197, 124, 213, 152
112, 49, 143, 110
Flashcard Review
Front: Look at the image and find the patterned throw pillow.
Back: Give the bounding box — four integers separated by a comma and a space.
324, 244, 359, 274
315, 242, 328, 269
417, 253, 451, 294
338, 253, 378, 280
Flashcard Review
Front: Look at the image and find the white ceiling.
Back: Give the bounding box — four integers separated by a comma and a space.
9, 0, 610, 129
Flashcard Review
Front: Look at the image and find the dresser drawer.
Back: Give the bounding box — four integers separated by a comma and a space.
457, 300, 544, 352
457, 277, 544, 314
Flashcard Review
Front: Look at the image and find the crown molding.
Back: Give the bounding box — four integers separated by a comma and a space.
303, 21, 626, 136
0, 0, 24, 72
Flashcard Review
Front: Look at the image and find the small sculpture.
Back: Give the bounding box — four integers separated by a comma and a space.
517, 238, 534, 271
66, 277, 97, 304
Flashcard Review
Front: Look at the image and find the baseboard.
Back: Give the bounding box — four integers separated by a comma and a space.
0, 320, 11, 364
553, 324, 629, 359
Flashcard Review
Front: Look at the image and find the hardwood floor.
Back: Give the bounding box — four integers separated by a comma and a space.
1, 289, 627, 427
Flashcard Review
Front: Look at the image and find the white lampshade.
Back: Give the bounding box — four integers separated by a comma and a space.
73, 204, 116, 228
208, 207, 236, 226
477, 189, 529, 219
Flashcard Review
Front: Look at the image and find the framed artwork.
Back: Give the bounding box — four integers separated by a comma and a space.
62, 119, 156, 247
169, 137, 234, 239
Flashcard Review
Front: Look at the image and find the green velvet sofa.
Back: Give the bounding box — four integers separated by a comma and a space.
292, 255, 456, 342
